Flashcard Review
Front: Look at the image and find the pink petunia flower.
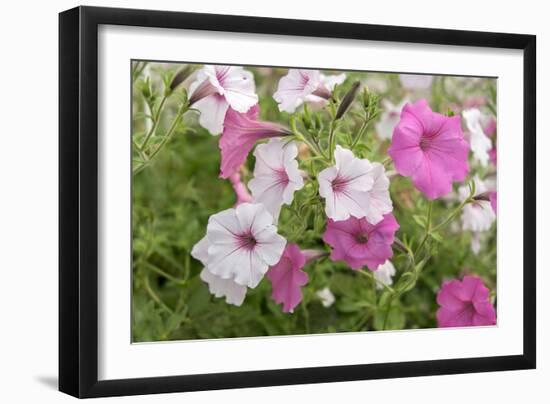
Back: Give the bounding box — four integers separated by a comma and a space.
266, 243, 309, 313
188, 65, 258, 135
436, 275, 496, 327
323, 213, 399, 270
228, 172, 253, 206
248, 138, 304, 222
273, 69, 346, 113
219, 105, 292, 179
317, 146, 375, 221
388, 99, 469, 200
205, 203, 286, 288
484, 117, 497, 137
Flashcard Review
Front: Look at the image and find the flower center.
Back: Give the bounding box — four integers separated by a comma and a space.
419, 137, 431, 151
355, 232, 369, 244
236, 232, 257, 251
331, 176, 348, 193
275, 168, 289, 185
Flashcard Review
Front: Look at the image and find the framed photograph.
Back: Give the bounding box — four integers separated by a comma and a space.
59, 6, 536, 398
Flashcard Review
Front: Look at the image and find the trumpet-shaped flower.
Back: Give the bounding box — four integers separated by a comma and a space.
374, 260, 396, 290
205, 203, 286, 288
273, 69, 346, 113
463, 108, 492, 167
399, 74, 433, 90
318, 146, 375, 221
248, 139, 304, 222
375, 99, 408, 140
437, 275, 496, 327
266, 243, 309, 313
489, 191, 497, 214
459, 176, 495, 232
188, 65, 258, 135
323, 213, 399, 270
219, 105, 292, 179
191, 236, 247, 306
388, 99, 469, 200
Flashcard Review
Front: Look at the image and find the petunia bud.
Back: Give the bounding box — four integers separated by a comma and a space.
169, 65, 194, 91
335, 81, 361, 120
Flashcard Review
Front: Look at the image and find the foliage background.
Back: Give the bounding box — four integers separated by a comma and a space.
131, 62, 497, 342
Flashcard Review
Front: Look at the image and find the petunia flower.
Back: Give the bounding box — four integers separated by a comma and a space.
248, 139, 304, 222
375, 99, 408, 140
188, 65, 258, 135
463, 108, 492, 167
323, 213, 399, 270
399, 74, 433, 90
316, 287, 335, 308
373, 260, 396, 290
484, 117, 497, 137
191, 236, 247, 306
364, 162, 393, 225
436, 275, 496, 327
317, 146, 375, 221
205, 203, 286, 288
219, 105, 292, 179
273, 69, 346, 113
489, 147, 497, 166
388, 99, 469, 200
228, 172, 252, 206
266, 243, 309, 313
459, 175, 495, 232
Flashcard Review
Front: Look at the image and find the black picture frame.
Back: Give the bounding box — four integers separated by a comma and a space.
59, 5, 536, 398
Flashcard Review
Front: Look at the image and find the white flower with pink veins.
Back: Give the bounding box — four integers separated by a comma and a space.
317, 146, 375, 222
191, 236, 247, 306
248, 138, 304, 222
205, 203, 286, 288
188, 65, 258, 135
364, 162, 393, 225
459, 175, 496, 232
273, 69, 346, 113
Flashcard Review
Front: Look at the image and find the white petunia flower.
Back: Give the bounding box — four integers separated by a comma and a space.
470, 232, 482, 255
188, 65, 258, 135
462, 108, 492, 167
318, 146, 374, 221
375, 99, 408, 140
316, 287, 335, 308
248, 139, 304, 222
273, 69, 345, 113
459, 175, 496, 232
399, 74, 433, 90
191, 236, 247, 306
364, 162, 393, 225
205, 203, 286, 288
373, 260, 396, 290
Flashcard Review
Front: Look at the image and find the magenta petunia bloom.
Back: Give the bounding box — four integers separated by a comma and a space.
266, 243, 309, 313
219, 105, 291, 179
436, 276, 496, 327
323, 213, 399, 270
388, 99, 469, 200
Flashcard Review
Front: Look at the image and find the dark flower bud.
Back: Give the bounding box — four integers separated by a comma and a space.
169, 65, 194, 91
335, 81, 361, 120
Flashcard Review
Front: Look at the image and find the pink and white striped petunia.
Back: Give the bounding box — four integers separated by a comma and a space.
191, 236, 247, 306
273, 69, 346, 113
248, 138, 304, 222
188, 65, 258, 135
317, 146, 374, 222
205, 203, 286, 288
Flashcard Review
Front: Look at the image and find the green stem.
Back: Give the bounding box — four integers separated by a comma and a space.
358, 269, 395, 294
432, 197, 472, 233
143, 275, 173, 314
144, 261, 187, 285
327, 122, 337, 162
350, 119, 369, 150
414, 200, 433, 256
140, 95, 168, 151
